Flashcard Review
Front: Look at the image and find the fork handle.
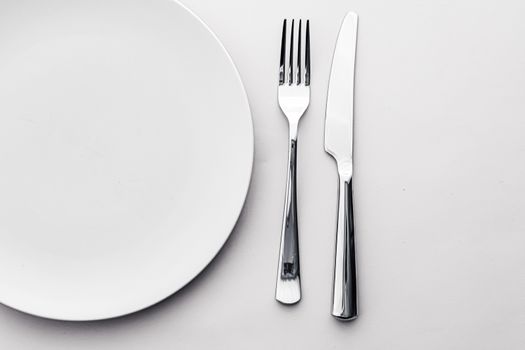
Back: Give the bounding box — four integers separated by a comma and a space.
275, 127, 301, 304
332, 174, 358, 320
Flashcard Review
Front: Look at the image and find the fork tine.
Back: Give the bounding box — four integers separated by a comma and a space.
305, 20, 310, 86
297, 19, 302, 85
288, 19, 294, 85
279, 19, 287, 85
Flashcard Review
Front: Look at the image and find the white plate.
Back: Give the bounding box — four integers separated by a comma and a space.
0, 0, 253, 320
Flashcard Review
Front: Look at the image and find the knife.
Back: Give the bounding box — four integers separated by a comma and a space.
324, 11, 358, 321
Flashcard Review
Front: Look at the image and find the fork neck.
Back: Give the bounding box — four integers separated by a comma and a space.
288, 121, 299, 141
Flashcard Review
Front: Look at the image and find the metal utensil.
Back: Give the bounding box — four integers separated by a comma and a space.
324, 12, 358, 320
275, 19, 311, 304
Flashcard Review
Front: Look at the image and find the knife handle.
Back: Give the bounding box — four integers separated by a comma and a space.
275, 131, 301, 304
332, 174, 357, 320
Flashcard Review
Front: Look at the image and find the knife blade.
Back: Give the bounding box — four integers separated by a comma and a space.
324, 11, 358, 321
325, 11, 358, 166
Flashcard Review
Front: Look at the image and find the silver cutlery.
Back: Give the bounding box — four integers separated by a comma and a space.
324, 12, 359, 320
275, 19, 310, 305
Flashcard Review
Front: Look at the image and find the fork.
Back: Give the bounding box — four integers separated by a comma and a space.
275, 19, 310, 304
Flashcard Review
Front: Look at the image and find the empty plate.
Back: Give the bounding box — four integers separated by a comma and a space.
0, 0, 253, 320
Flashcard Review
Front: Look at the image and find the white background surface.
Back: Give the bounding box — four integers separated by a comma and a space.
1, 0, 525, 348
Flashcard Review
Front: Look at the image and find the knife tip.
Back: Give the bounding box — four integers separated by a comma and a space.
344, 11, 358, 20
